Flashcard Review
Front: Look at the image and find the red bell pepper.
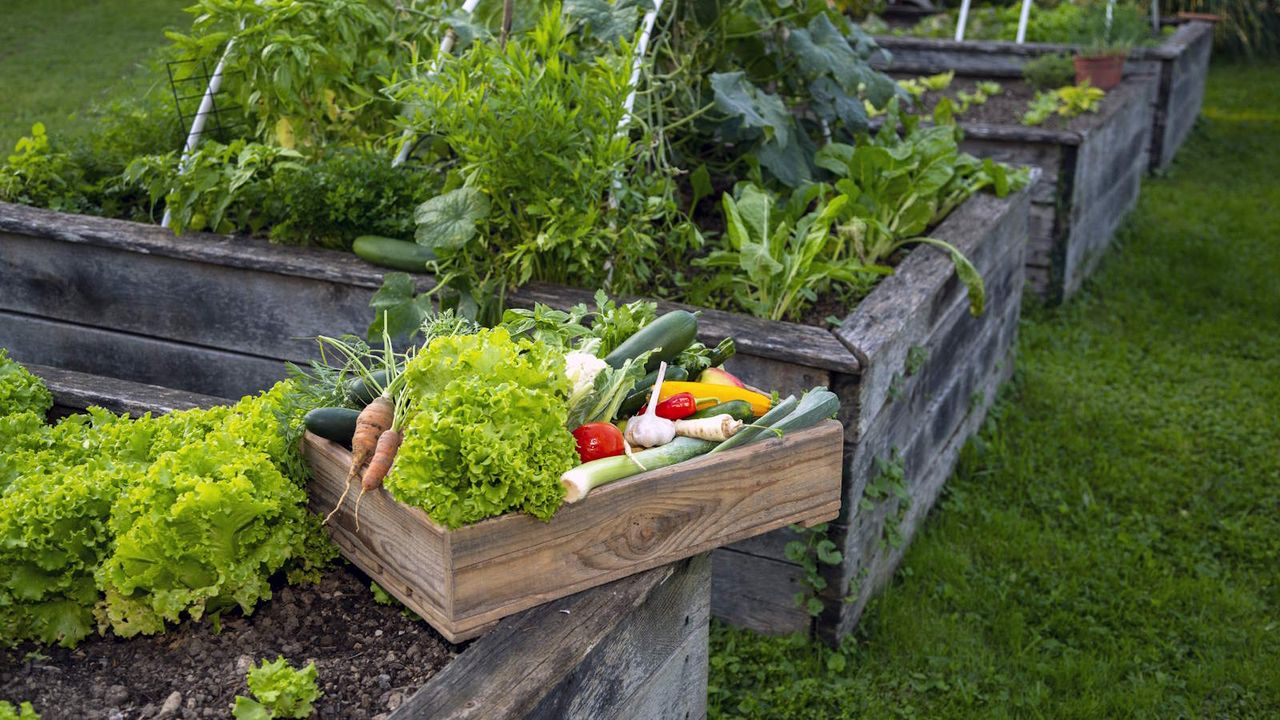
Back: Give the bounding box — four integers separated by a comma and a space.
655, 392, 699, 420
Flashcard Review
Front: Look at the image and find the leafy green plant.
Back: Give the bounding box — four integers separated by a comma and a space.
1071, 2, 1156, 56
1022, 83, 1107, 126
266, 149, 441, 250
691, 183, 870, 321
125, 140, 302, 234
898, 71, 955, 101
1023, 53, 1078, 91
0, 360, 333, 649
387, 327, 578, 528
393, 4, 690, 318
233, 657, 321, 720
0, 349, 52, 418
0, 123, 89, 212
817, 106, 1027, 315
0, 701, 39, 720
167, 0, 423, 149
784, 523, 844, 617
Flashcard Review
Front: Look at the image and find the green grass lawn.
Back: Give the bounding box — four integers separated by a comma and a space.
0, 0, 189, 152
708, 61, 1280, 718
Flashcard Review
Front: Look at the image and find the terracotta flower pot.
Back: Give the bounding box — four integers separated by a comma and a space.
1074, 53, 1126, 90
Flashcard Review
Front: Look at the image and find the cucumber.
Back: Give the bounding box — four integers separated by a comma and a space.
617, 366, 689, 417
353, 235, 436, 272
343, 370, 389, 406
689, 399, 754, 421
304, 407, 360, 446
604, 310, 699, 371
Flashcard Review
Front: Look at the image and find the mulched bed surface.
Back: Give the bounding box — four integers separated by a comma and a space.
900, 74, 1118, 132
0, 564, 457, 720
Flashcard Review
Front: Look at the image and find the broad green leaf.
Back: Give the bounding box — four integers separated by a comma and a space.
814, 143, 856, 177
565, 0, 639, 42
786, 15, 862, 81
754, 131, 813, 188
414, 187, 490, 251
369, 272, 433, 340
912, 237, 986, 316
710, 72, 792, 146
809, 77, 869, 133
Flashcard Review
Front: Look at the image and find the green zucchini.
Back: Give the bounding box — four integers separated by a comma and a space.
689, 399, 754, 421
343, 370, 389, 406
353, 235, 436, 272
710, 395, 798, 453
617, 366, 689, 417
605, 310, 699, 371
304, 407, 360, 446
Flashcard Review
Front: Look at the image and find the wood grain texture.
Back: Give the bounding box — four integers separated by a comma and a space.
711, 547, 810, 636
393, 556, 709, 720
28, 363, 227, 417
524, 554, 710, 720
304, 421, 842, 641
0, 310, 289, 398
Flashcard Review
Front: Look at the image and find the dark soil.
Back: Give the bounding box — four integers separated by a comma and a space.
0, 564, 457, 720
901, 75, 1115, 132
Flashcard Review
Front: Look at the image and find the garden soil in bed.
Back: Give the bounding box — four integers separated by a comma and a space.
900, 75, 1112, 131
0, 564, 457, 720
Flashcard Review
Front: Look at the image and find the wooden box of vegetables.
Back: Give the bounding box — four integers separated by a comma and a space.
298, 310, 844, 642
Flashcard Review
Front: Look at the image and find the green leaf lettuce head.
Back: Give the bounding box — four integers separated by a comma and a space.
0, 349, 52, 417
0, 701, 39, 720
387, 328, 578, 528
233, 656, 321, 720
0, 367, 334, 649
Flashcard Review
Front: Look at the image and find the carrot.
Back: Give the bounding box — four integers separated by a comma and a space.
323, 394, 394, 526
354, 429, 403, 532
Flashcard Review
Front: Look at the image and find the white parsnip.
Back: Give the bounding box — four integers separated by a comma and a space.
674, 414, 743, 442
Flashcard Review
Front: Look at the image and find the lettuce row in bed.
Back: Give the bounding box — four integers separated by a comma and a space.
0, 364, 335, 649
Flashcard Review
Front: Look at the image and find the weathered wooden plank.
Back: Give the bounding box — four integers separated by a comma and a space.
393, 558, 705, 720
27, 363, 228, 417
0, 201, 402, 289
616, 624, 710, 720
0, 310, 288, 397
821, 341, 1017, 643
0, 230, 375, 364
834, 187, 1029, 440
711, 549, 810, 635
305, 420, 841, 640
719, 354, 831, 401
835, 245, 1024, 527
526, 555, 710, 720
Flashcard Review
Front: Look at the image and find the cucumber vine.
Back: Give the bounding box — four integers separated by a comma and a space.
784, 523, 844, 617
861, 449, 910, 549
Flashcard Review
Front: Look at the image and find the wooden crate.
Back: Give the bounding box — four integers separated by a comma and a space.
302, 420, 843, 642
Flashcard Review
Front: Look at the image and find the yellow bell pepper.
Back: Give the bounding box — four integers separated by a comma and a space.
656, 382, 773, 417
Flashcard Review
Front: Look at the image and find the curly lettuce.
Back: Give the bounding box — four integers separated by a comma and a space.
387, 328, 578, 528
0, 369, 334, 649
0, 349, 52, 418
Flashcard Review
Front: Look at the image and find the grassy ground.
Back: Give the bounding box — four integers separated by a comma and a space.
708, 61, 1280, 718
0, 0, 189, 151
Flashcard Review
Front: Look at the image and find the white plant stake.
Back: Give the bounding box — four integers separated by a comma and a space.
618, 0, 664, 136
1015, 0, 1034, 44
954, 0, 972, 41
161, 30, 241, 229
392, 0, 484, 167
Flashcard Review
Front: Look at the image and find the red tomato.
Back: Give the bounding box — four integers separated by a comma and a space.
655, 392, 698, 420
571, 422, 625, 463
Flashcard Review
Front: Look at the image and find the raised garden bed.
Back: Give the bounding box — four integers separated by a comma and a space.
5, 366, 711, 720
894, 74, 1156, 301
0, 184, 1029, 642
871, 21, 1214, 172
